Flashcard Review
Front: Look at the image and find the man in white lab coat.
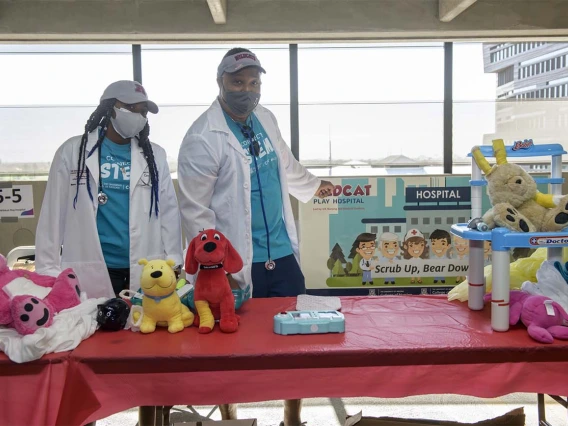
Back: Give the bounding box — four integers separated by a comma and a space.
177, 48, 334, 426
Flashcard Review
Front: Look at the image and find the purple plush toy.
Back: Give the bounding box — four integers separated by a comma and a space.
485, 290, 568, 343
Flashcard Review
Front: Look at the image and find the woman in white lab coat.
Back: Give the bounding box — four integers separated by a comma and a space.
35, 80, 183, 299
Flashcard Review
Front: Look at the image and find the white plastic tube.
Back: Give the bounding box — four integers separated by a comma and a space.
548, 154, 563, 263
468, 239, 485, 311
491, 250, 511, 332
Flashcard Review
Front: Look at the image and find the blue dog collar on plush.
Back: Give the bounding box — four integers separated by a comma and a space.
144, 291, 175, 303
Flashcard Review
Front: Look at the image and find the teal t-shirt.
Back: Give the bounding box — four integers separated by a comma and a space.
223, 111, 293, 263
96, 137, 131, 268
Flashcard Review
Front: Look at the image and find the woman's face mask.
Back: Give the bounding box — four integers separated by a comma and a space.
111, 107, 148, 139
221, 85, 261, 117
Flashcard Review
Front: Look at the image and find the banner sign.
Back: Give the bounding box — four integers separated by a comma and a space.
299, 175, 493, 296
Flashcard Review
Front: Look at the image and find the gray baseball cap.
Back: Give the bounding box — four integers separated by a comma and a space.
100, 80, 159, 114
217, 51, 267, 79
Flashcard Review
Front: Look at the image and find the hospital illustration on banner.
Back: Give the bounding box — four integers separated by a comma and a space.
299, 175, 495, 296
362, 184, 471, 241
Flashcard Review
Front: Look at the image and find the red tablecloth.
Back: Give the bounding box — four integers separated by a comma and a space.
59, 295, 568, 426
0, 352, 69, 426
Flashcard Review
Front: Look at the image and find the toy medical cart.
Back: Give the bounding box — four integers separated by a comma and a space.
451, 142, 567, 332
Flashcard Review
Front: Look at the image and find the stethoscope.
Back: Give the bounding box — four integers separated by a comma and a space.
236, 119, 276, 271
97, 142, 109, 205
90, 127, 110, 206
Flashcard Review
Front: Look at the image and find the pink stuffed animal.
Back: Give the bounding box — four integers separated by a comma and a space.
0, 254, 82, 335
485, 290, 568, 343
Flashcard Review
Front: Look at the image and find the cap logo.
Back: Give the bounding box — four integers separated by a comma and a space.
234, 53, 257, 62
134, 84, 147, 96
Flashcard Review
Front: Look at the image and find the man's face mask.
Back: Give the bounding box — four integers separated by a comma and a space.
111, 107, 148, 139
221, 84, 261, 117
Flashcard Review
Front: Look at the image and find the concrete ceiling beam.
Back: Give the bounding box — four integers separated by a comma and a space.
3, 0, 568, 42
207, 0, 227, 24
439, 0, 478, 22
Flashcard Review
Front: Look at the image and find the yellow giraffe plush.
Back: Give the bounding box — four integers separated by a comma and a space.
133, 259, 194, 333
472, 139, 568, 233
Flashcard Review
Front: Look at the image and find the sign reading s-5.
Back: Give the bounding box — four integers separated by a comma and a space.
0, 185, 34, 218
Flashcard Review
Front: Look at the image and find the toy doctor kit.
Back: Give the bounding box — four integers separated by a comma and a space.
274, 310, 345, 335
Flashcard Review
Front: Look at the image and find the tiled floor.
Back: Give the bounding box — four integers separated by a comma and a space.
97, 394, 567, 425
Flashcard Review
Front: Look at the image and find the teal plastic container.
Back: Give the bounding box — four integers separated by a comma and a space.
181, 284, 251, 310
131, 281, 251, 311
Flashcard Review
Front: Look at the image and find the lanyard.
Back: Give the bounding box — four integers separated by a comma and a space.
236, 119, 276, 271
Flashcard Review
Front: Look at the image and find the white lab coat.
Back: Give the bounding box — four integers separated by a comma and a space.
35, 130, 183, 299
177, 99, 320, 291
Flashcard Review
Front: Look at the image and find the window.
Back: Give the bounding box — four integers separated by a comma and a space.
459, 217, 466, 223
456, 42, 568, 166
435, 217, 442, 224
371, 226, 378, 234
394, 226, 402, 233
6, 40, 568, 184
453, 43, 498, 160
423, 218, 430, 225
446, 217, 454, 224
411, 218, 419, 225
0, 45, 133, 179
299, 43, 444, 174
497, 67, 514, 86
142, 44, 291, 163
382, 226, 390, 233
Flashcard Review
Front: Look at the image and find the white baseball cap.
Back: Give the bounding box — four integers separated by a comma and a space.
404, 229, 424, 241
217, 51, 267, 79
100, 80, 159, 114
380, 232, 399, 242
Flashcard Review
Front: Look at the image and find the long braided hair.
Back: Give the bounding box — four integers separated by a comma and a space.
73, 98, 160, 217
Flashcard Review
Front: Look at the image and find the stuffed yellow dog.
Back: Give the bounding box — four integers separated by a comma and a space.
134, 259, 194, 333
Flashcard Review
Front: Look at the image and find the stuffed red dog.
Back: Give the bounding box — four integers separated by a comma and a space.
185, 229, 243, 333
